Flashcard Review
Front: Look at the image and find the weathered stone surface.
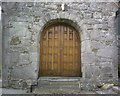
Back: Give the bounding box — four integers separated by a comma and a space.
10, 36, 21, 45
2, 88, 27, 94
101, 84, 114, 90
101, 67, 112, 73
2, 2, 118, 90
93, 12, 102, 19
112, 86, 120, 94
81, 40, 92, 53
0, 13, 2, 79
97, 46, 117, 58
96, 89, 117, 94
82, 53, 95, 64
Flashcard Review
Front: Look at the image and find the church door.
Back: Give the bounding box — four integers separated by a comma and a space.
40, 23, 81, 77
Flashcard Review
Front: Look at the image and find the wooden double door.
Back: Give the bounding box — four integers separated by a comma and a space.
40, 23, 81, 77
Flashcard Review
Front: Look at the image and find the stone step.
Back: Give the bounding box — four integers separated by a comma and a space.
33, 77, 97, 94
36, 86, 81, 90
33, 86, 81, 94
33, 87, 96, 94
38, 81, 80, 88
38, 77, 81, 88
112, 86, 120, 94
38, 77, 80, 81
38, 80, 80, 85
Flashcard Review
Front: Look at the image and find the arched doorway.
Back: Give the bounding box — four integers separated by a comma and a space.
39, 22, 81, 77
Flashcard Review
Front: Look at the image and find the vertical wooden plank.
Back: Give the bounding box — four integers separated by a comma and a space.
53, 27, 55, 73
63, 26, 66, 76
51, 28, 54, 71
57, 25, 59, 76
45, 30, 48, 75
59, 25, 61, 75
48, 31, 49, 75
73, 30, 74, 75
76, 35, 78, 76
76, 33, 80, 76
78, 34, 81, 76
57, 25, 59, 75
43, 32, 45, 73
56, 26, 60, 75
61, 25, 64, 76
54, 26, 57, 75
67, 26, 69, 76
53, 26, 56, 75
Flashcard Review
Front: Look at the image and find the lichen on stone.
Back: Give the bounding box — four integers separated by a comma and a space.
10, 36, 21, 45
92, 48, 98, 53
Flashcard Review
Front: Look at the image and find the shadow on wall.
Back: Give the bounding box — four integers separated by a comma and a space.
0, 5, 1, 79
117, 7, 120, 78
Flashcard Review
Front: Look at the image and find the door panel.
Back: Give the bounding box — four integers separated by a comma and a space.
40, 23, 81, 77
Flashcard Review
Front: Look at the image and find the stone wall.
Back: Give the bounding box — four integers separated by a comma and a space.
0, 21, 1, 78
2, 2, 118, 90
117, 9, 120, 64
117, 9, 120, 77
0, 3, 2, 78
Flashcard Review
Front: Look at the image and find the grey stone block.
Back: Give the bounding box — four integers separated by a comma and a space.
112, 86, 120, 94
82, 53, 95, 64
93, 12, 102, 19
97, 46, 117, 58
101, 67, 112, 73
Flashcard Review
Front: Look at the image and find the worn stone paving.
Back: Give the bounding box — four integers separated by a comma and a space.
1, 78, 120, 94
1, 88, 27, 94
1, 86, 120, 95
32, 87, 96, 94
1, 88, 97, 94
1, 87, 119, 94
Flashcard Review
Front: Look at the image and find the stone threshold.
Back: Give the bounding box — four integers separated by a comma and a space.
38, 77, 81, 82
